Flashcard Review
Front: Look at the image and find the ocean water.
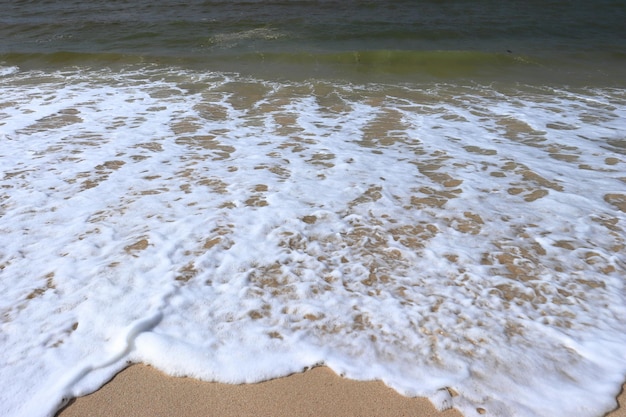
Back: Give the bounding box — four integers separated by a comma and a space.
1, 1, 626, 417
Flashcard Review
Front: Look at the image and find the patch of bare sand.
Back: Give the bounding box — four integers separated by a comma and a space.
56, 364, 626, 417
57, 365, 462, 417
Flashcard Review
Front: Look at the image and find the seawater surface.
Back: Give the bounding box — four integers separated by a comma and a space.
1, 1, 626, 417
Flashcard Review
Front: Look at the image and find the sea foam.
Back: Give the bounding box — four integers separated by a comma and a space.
1, 66, 625, 417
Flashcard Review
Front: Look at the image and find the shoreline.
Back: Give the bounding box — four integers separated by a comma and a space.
56, 364, 626, 417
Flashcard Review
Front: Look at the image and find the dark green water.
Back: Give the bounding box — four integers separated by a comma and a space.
1, 0, 625, 84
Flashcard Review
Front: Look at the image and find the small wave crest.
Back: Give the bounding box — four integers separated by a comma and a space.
0, 65, 19, 76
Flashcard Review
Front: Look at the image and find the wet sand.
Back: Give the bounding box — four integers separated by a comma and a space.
56, 364, 625, 417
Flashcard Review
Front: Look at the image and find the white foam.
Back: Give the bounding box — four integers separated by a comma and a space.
0, 65, 19, 77
1, 67, 625, 417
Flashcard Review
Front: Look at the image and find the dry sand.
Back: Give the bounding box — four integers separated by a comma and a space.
56, 364, 625, 417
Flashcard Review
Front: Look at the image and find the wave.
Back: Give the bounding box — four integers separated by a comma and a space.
1, 49, 534, 72
0, 51, 150, 68
2, 48, 624, 85
251, 49, 534, 74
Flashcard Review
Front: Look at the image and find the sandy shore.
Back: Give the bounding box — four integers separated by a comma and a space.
55, 364, 625, 417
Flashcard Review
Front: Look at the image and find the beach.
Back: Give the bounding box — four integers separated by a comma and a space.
2, 2, 625, 416
57, 365, 626, 417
